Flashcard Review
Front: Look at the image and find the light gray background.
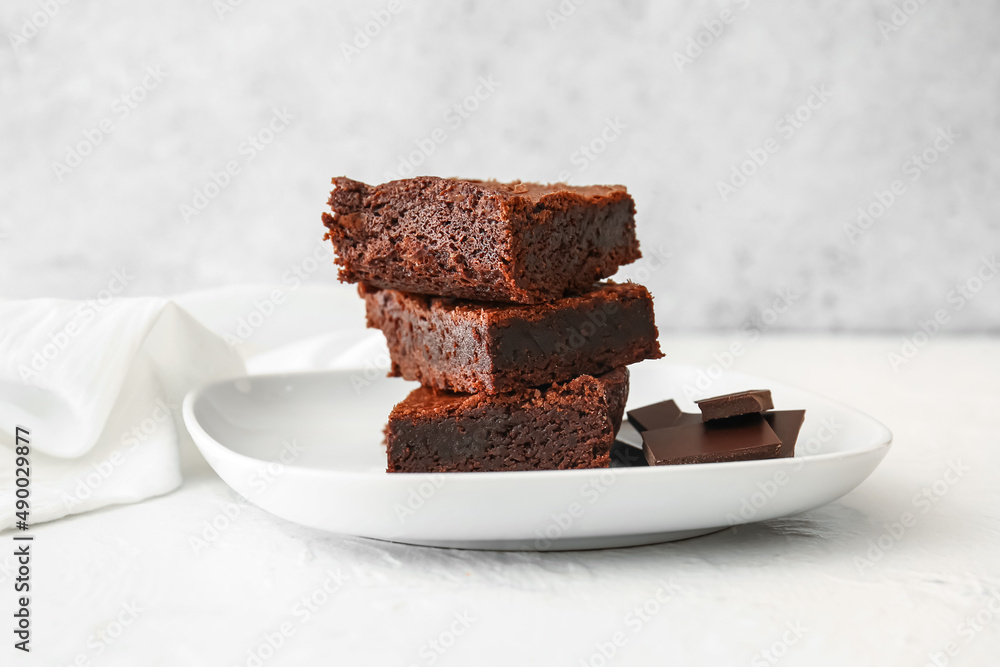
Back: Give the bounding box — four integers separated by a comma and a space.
1, 0, 997, 331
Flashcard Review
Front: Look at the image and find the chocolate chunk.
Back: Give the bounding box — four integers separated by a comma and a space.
673, 412, 706, 427
626, 400, 681, 432
610, 440, 648, 468
695, 389, 774, 421
362, 281, 662, 394
763, 410, 805, 458
641, 415, 782, 466
627, 400, 704, 432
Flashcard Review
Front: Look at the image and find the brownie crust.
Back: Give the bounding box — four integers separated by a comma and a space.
385, 367, 629, 473
323, 176, 641, 304
363, 281, 662, 394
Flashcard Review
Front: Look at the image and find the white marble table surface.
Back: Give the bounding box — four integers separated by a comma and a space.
5, 333, 999, 667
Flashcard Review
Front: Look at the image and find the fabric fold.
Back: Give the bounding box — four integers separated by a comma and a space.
0, 299, 245, 530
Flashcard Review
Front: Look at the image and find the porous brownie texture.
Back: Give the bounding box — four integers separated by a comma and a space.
362, 281, 662, 394
385, 367, 629, 473
322, 176, 641, 303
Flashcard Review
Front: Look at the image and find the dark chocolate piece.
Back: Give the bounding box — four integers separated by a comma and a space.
695, 389, 774, 421
764, 410, 806, 458
610, 440, 648, 468
641, 415, 782, 466
323, 176, 641, 304
385, 368, 629, 473
673, 412, 705, 427
627, 400, 703, 432
626, 400, 681, 432
363, 281, 662, 394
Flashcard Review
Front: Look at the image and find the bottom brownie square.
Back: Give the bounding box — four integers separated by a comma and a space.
385, 367, 629, 473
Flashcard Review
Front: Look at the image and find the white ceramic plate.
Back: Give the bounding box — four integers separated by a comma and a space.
183, 362, 892, 551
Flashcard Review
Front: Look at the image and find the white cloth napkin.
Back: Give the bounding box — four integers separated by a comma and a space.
0, 298, 245, 530
0, 285, 388, 531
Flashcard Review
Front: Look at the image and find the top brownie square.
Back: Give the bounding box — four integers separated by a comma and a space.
321, 176, 641, 303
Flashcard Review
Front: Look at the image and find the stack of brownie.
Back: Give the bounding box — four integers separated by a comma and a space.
322, 176, 664, 473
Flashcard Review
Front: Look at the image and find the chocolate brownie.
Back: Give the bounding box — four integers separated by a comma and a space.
323, 176, 641, 303
362, 281, 662, 394
385, 367, 629, 473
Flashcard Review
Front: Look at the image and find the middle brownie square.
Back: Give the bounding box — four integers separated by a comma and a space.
362, 281, 663, 395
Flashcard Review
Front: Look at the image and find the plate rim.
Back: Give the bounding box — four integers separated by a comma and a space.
182, 364, 894, 482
